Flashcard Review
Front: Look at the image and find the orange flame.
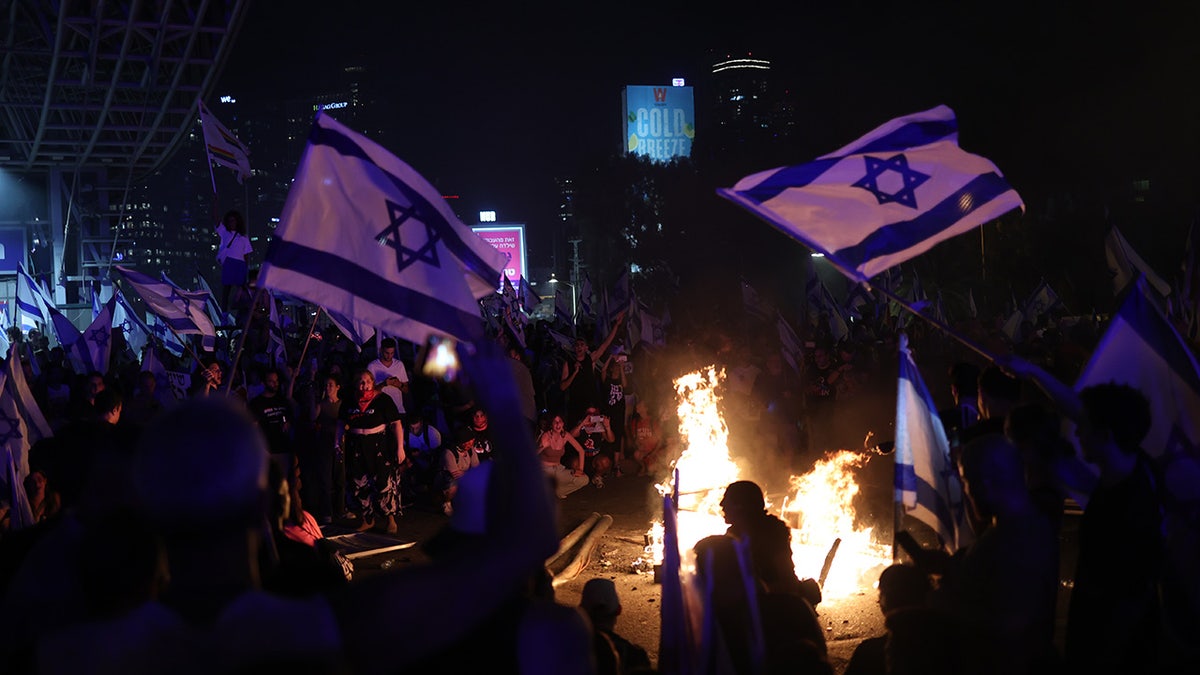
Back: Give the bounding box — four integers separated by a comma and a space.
645, 367, 892, 600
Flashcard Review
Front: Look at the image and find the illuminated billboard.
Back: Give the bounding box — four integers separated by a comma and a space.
471, 224, 526, 290
0, 228, 25, 274
622, 85, 695, 163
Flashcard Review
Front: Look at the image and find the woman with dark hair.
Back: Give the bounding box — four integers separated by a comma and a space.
215, 209, 252, 311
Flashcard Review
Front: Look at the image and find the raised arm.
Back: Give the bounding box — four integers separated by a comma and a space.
996, 353, 1084, 424
591, 309, 627, 361
332, 340, 557, 675
565, 433, 586, 477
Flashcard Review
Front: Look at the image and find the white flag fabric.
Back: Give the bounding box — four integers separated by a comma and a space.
895, 334, 971, 553
1022, 280, 1060, 325
554, 287, 574, 331
1105, 225, 1171, 297
113, 290, 151, 359
199, 102, 252, 183
1075, 277, 1200, 492
146, 313, 187, 357
15, 263, 50, 333
48, 299, 115, 375
719, 105, 1024, 282
266, 292, 287, 368
519, 277, 541, 315
0, 344, 53, 529
257, 113, 505, 347
114, 266, 216, 351
193, 270, 234, 329
325, 309, 372, 350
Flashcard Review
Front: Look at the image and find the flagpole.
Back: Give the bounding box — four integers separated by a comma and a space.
226, 285, 266, 394
198, 102, 219, 195
869, 281, 995, 363
287, 306, 324, 400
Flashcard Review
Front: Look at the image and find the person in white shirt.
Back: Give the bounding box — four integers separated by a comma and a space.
215, 209, 252, 312
367, 338, 409, 418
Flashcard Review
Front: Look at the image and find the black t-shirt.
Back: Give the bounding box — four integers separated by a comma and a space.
470, 426, 494, 462
248, 394, 294, 455
338, 393, 400, 430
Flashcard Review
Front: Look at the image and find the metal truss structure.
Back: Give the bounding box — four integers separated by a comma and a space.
0, 0, 247, 307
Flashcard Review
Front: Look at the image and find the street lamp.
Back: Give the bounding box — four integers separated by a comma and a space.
548, 274, 575, 321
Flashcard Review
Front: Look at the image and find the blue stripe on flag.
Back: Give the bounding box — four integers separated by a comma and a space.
852, 119, 957, 156
309, 120, 503, 287
1120, 283, 1200, 397
894, 463, 957, 535
832, 172, 1013, 270
265, 240, 485, 340
738, 119, 958, 202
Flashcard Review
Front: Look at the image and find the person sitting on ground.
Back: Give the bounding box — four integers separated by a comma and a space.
626, 399, 665, 476
467, 407, 494, 463
437, 428, 479, 516
33, 340, 559, 675
261, 459, 351, 597
402, 411, 443, 506
579, 578, 652, 675
720, 480, 821, 608
572, 406, 616, 488
537, 414, 588, 499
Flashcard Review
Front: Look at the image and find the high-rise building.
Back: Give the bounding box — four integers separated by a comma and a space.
703, 52, 796, 172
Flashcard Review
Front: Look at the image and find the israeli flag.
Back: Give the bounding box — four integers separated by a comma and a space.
554, 287, 574, 332
146, 312, 187, 357
114, 265, 215, 350
15, 263, 50, 332
49, 299, 115, 375
518, 277, 541, 315
113, 290, 152, 359
719, 105, 1024, 281
325, 309, 372, 350
1076, 276, 1200, 494
257, 112, 506, 347
895, 333, 971, 553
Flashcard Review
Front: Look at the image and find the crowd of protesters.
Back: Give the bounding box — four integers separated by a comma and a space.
0, 268, 1196, 674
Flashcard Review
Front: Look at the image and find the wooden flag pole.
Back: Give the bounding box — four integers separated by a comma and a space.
225, 285, 266, 394
286, 306, 324, 400
867, 280, 996, 364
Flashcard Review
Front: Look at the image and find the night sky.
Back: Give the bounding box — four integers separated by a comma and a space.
219, 2, 1200, 260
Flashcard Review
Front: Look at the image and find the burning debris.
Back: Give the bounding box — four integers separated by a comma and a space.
642, 367, 892, 601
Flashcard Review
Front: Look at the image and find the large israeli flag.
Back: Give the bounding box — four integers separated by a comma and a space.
1076, 277, 1200, 500
718, 105, 1024, 282
257, 112, 506, 347
895, 333, 971, 553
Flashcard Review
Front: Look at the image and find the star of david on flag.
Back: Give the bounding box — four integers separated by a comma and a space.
257, 112, 506, 347
718, 105, 1024, 282
895, 334, 972, 553
113, 266, 215, 351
